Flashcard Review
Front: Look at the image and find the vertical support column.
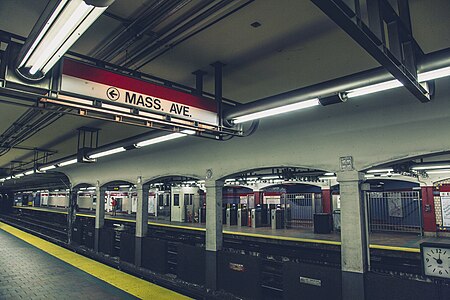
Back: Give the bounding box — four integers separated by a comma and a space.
205, 178, 224, 290
254, 191, 261, 206
135, 177, 149, 266
94, 181, 105, 252
192, 70, 207, 96
211, 61, 225, 128
321, 188, 332, 214
421, 185, 437, 236
337, 170, 368, 300
67, 186, 78, 245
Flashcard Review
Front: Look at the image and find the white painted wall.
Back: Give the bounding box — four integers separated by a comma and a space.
63, 77, 450, 186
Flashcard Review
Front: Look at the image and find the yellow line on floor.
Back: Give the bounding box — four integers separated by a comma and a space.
0, 221, 190, 300
369, 244, 420, 253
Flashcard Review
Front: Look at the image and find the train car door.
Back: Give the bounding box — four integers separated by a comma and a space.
171, 192, 182, 222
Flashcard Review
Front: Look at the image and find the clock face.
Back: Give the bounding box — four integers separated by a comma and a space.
422, 245, 450, 279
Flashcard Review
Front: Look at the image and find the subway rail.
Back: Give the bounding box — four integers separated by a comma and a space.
0, 205, 441, 300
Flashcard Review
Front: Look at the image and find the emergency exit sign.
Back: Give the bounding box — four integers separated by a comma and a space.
60, 59, 218, 125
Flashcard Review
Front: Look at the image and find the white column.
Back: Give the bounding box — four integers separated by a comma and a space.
337, 170, 368, 299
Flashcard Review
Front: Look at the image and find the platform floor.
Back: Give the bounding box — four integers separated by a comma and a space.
0, 222, 189, 300
14, 206, 450, 251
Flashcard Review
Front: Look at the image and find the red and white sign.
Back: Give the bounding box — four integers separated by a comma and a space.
60, 59, 218, 125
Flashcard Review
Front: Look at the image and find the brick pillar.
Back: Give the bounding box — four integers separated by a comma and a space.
254, 191, 261, 205
321, 188, 332, 213
422, 186, 437, 235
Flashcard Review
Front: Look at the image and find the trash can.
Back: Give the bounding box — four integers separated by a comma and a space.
333, 209, 341, 231
313, 213, 332, 234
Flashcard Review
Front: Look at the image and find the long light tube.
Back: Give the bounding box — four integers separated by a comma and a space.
19, 0, 112, 77
412, 164, 450, 171
58, 159, 78, 167
24, 170, 35, 175
425, 170, 450, 175
367, 168, 394, 173
233, 98, 320, 124
418, 66, 450, 82
346, 80, 403, 98
40, 165, 56, 171
346, 66, 450, 99
135, 133, 186, 148
89, 147, 126, 159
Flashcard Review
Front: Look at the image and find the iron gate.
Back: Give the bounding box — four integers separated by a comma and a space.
282, 193, 322, 228
366, 191, 422, 233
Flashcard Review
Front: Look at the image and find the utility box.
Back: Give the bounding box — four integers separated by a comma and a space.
271, 209, 285, 229
333, 210, 341, 231
251, 209, 256, 228
226, 207, 238, 225
314, 213, 333, 234
238, 208, 248, 227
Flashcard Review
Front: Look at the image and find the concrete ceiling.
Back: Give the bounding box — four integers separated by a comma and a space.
0, 0, 450, 178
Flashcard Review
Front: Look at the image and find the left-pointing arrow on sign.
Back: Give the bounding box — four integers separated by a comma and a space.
106, 87, 120, 101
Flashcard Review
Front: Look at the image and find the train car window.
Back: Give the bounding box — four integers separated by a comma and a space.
158, 194, 164, 206
189, 194, 193, 205
174, 194, 180, 206
184, 194, 189, 205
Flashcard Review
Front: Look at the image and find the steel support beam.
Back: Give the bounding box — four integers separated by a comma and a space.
311, 0, 430, 102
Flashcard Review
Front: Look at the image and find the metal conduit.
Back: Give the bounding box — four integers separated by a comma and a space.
224, 47, 450, 120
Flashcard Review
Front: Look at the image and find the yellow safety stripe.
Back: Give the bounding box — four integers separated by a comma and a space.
0, 221, 190, 300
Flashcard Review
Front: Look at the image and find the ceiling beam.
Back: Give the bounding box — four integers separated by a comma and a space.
311, 0, 430, 102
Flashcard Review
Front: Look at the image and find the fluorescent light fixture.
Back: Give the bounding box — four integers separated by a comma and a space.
15, 173, 25, 178
319, 176, 337, 181
418, 66, 450, 82
135, 133, 186, 148
40, 165, 56, 171
366, 168, 394, 173
426, 169, 450, 175
233, 98, 320, 124
181, 129, 196, 135
89, 147, 126, 159
324, 172, 335, 176
87, 186, 96, 190
365, 174, 375, 178
246, 177, 258, 181
18, 0, 113, 78
412, 164, 450, 171
58, 159, 78, 167
24, 170, 35, 175
261, 175, 280, 180
346, 80, 403, 98
225, 179, 235, 182
119, 185, 130, 188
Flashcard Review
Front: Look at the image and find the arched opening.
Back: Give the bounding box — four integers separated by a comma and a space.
221, 166, 330, 230
101, 180, 135, 218
144, 175, 202, 223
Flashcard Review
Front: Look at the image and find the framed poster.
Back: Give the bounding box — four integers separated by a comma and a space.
388, 194, 403, 217
440, 196, 450, 227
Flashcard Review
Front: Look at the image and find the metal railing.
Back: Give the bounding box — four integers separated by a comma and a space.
366, 191, 422, 234
282, 193, 322, 228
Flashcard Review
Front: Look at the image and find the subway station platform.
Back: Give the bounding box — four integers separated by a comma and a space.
0, 222, 189, 300
13, 205, 450, 252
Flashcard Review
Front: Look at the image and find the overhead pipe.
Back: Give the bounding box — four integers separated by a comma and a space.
224, 47, 450, 121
